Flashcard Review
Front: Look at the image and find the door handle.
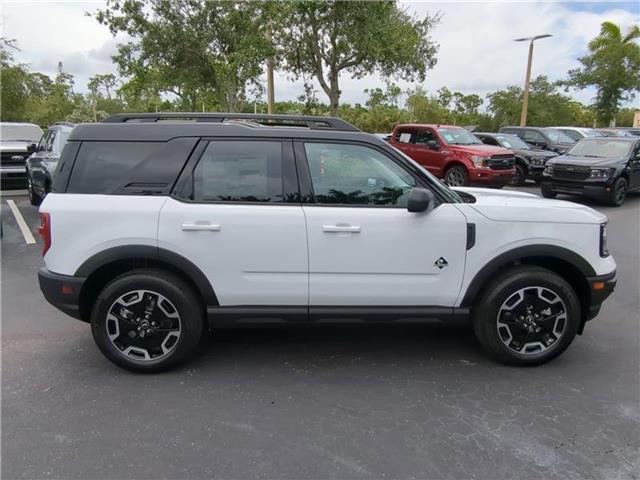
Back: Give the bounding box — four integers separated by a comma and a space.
322, 224, 361, 233
181, 223, 221, 231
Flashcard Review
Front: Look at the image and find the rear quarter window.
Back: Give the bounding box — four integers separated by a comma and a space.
65, 138, 197, 195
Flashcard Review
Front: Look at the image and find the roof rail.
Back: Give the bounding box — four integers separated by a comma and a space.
102, 112, 360, 132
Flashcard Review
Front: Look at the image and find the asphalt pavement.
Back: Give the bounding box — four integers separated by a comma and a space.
2, 186, 639, 479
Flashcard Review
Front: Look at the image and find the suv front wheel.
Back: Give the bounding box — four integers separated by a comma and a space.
473, 266, 580, 366
91, 269, 204, 372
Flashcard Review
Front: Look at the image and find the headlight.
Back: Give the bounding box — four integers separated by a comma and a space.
600, 223, 609, 257
589, 168, 614, 179
471, 156, 490, 167
529, 157, 547, 166
543, 165, 553, 176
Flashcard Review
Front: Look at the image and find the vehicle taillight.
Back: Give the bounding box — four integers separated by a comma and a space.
38, 213, 51, 256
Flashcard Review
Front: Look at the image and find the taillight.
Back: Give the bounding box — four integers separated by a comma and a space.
38, 213, 51, 256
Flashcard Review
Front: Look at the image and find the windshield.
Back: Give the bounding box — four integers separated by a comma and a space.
583, 129, 604, 137
567, 139, 633, 158
494, 134, 531, 150
0, 124, 43, 142
389, 144, 463, 203
437, 127, 483, 146
542, 128, 575, 144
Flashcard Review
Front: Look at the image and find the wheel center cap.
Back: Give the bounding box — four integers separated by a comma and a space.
140, 320, 150, 330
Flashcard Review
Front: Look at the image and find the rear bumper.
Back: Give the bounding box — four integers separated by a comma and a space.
470, 168, 514, 185
584, 270, 616, 323
38, 268, 87, 321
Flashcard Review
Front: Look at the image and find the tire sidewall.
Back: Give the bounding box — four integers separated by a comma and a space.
445, 165, 468, 186
91, 270, 203, 372
511, 164, 526, 186
474, 268, 580, 365
610, 177, 627, 206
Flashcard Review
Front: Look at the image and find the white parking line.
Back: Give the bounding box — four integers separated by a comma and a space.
6, 199, 36, 244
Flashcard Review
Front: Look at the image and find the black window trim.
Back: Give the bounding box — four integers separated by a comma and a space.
171, 137, 301, 206
293, 138, 446, 208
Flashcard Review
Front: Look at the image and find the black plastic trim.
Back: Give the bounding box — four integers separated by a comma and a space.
75, 245, 218, 306
206, 305, 470, 327
461, 245, 597, 307
466, 223, 476, 250
38, 268, 86, 320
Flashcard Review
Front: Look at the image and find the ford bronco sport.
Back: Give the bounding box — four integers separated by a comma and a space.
38, 113, 616, 372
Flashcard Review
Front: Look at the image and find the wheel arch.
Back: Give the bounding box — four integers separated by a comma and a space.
76, 245, 218, 322
461, 245, 595, 330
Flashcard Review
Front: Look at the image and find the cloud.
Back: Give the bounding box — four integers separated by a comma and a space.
2, 0, 639, 109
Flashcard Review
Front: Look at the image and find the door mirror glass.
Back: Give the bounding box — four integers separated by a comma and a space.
407, 187, 435, 213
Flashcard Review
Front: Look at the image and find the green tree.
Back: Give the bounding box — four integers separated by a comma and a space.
0, 38, 34, 121
565, 21, 640, 126
95, 0, 273, 112
276, 1, 439, 115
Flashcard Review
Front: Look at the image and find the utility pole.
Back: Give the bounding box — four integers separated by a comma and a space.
514, 34, 552, 127
266, 21, 275, 114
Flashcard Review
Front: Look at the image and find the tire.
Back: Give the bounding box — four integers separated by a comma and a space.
444, 165, 469, 187
510, 164, 526, 187
607, 177, 627, 207
473, 266, 580, 366
540, 182, 556, 199
27, 174, 42, 206
91, 269, 204, 372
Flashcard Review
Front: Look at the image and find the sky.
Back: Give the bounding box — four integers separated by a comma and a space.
2, 0, 639, 109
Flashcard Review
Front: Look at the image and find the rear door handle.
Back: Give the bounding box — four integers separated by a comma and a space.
181, 223, 221, 231
322, 224, 361, 233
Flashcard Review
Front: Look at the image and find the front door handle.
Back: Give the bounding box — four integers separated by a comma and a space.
181, 223, 221, 231
322, 224, 361, 233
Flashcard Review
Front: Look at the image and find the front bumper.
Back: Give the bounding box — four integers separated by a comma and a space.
584, 270, 616, 325
470, 168, 514, 185
38, 268, 87, 321
542, 179, 613, 199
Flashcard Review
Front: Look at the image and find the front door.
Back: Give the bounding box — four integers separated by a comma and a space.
628, 142, 640, 190
159, 139, 308, 307
415, 128, 445, 176
297, 141, 468, 308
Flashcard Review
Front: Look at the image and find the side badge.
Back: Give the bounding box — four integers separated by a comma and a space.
434, 257, 448, 269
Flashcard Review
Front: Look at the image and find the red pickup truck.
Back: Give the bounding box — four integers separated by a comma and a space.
389, 124, 515, 187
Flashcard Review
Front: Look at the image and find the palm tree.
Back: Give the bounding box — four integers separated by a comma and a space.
565, 22, 640, 126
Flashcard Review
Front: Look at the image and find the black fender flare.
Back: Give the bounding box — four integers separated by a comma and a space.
75, 245, 218, 306
460, 244, 596, 307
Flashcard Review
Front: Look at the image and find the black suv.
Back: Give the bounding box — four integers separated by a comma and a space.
498, 126, 575, 154
541, 137, 640, 206
474, 132, 557, 185
25, 122, 74, 205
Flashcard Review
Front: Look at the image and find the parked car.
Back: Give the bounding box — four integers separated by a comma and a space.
0, 122, 43, 187
38, 112, 616, 372
26, 122, 74, 205
598, 129, 635, 138
549, 127, 604, 142
541, 137, 640, 206
389, 124, 515, 187
498, 126, 576, 154
474, 132, 557, 185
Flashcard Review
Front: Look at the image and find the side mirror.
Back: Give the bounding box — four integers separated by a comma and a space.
27, 143, 37, 153
426, 140, 440, 151
407, 187, 435, 213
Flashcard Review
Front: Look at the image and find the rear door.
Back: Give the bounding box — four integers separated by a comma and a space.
628, 141, 640, 190
160, 139, 308, 307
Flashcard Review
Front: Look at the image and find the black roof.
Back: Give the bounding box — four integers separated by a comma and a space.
68, 121, 382, 144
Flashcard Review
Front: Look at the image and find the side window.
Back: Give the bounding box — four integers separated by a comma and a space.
37, 131, 50, 152
395, 128, 416, 144
53, 129, 70, 155
562, 130, 582, 142
192, 141, 284, 203
523, 130, 545, 143
304, 143, 416, 207
44, 130, 57, 152
415, 129, 437, 145
481, 136, 498, 146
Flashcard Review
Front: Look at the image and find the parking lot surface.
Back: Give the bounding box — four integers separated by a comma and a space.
2, 186, 639, 479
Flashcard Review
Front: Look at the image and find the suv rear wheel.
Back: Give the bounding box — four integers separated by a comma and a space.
27, 174, 42, 206
91, 269, 204, 372
473, 266, 580, 366
444, 165, 468, 186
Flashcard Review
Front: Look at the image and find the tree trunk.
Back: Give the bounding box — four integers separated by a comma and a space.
329, 69, 340, 116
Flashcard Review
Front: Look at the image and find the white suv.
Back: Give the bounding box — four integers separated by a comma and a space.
38, 113, 617, 372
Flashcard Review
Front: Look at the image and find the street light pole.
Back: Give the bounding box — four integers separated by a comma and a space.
515, 34, 552, 127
